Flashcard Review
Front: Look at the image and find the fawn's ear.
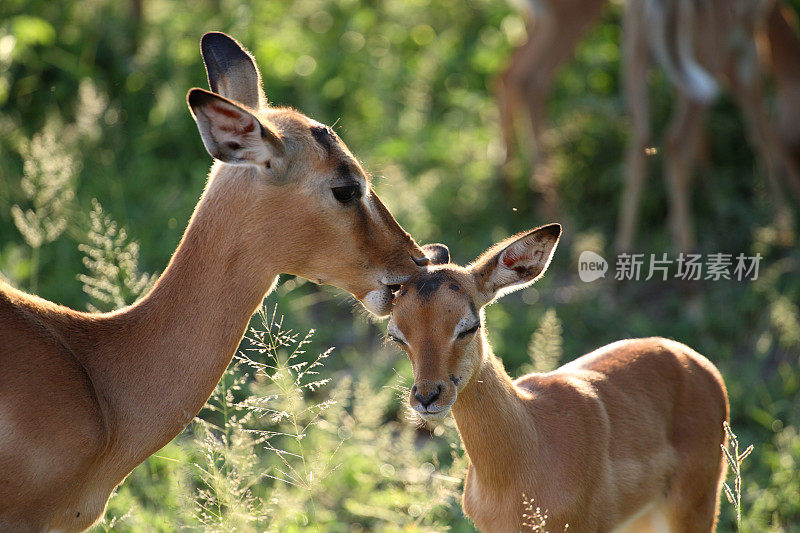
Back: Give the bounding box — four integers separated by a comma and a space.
471, 224, 561, 304
422, 243, 450, 265
201, 32, 263, 109
188, 88, 284, 169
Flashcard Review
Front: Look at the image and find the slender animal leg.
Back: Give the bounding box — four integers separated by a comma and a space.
524, 0, 605, 216
663, 93, 708, 252
497, 16, 550, 198
520, 0, 605, 161
766, 3, 800, 201
665, 449, 726, 532
519, 8, 562, 165
497, 0, 605, 204
730, 71, 795, 243
617, 0, 651, 252
498, 24, 542, 168
497, 1, 561, 177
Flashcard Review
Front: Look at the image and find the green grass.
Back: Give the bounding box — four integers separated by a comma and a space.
95, 303, 467, 531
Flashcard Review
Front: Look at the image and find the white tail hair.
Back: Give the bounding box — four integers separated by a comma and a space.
644, 0, 718, 102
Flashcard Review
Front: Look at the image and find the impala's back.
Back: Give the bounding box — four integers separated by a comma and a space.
525, 337, 729, 530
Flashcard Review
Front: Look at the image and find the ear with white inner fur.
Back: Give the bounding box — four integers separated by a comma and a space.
187, 88, 284, 169
471, 223, 561, 303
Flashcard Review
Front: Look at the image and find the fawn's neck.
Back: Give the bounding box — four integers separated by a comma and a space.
450, 337, 537, 487
93, 168, 281, 467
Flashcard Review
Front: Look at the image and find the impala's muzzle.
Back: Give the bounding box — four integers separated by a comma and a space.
362, 276, 411, 317
361, 244, 451, 316
409, 378, 457, 421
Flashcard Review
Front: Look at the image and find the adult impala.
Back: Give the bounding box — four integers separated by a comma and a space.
619, 0, 800, 251
498, 0, 800, 251
0, 32, 434, 532
388, 225, 729, 531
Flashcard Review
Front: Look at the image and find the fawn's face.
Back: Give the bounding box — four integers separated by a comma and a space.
389, 266, 485, 421
389, 224, 561, 421
188, 33, 431, 316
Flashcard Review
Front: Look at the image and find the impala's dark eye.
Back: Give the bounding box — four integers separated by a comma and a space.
387, 333, 406, 346
332, 183, 360, 203
456, 323, 480, 339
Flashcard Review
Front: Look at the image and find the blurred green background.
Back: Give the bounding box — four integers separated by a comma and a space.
1, 0, 799, 530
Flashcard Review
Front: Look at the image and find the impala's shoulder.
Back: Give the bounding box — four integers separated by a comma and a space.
516, 371, 604, 407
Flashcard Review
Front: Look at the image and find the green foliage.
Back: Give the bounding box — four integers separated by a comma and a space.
741, 426, 800, 531
189, 362, 270, 531
10, 120, 76, 250
9, 119, 77, 291
232, 306, 465, 531
79, 199, 156, 312
89, 305, 465, 532
524, 308, 563, 373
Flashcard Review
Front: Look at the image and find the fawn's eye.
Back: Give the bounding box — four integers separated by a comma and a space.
387, 334, 406, 346
331, 183, 361, 203
456, 323, 480, 339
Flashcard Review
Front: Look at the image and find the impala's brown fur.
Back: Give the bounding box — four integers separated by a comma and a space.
389, 225, 729, 532
0, 32, 430, 532
497, 0, 604, 166
619, 0, 800, 252
498, 0, 800, 251
767, 2, 800, 192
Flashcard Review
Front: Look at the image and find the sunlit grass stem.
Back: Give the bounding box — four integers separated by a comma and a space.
721, 421, 754, 528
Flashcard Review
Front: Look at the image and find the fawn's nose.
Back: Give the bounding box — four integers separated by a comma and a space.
412, 384, 442, 407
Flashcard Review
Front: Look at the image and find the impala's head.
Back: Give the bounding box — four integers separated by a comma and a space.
187, 32, 433, 316
388, 224, 561, 421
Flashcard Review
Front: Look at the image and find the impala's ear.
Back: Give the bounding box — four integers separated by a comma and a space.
187, 88, 284, 168
471, 224, 561, 304
422, 243, 450, 265
201, 32, 263, 109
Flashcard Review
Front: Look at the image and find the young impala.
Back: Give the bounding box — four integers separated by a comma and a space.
0, 32, 435, 532
388, 224, 729, 532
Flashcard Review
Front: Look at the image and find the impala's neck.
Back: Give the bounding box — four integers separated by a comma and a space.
93, 167, 281, 466
451, 337, 537, 487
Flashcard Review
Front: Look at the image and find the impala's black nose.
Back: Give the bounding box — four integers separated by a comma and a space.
412, 383, 442, 407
